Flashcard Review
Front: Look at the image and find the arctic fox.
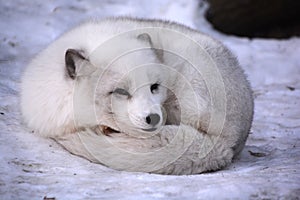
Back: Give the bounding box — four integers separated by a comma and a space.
21, 17, 253, 174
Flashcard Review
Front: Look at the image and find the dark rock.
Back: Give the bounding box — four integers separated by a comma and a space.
205, 0, 300, 38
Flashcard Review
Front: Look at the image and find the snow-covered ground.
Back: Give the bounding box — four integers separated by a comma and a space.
0, 0, 299, 199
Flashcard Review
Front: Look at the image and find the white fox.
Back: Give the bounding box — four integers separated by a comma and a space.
21, 17, 254, 174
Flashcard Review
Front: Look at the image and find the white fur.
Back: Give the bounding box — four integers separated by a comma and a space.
21, 17, 253, 174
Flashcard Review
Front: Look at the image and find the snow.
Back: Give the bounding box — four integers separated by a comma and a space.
0, 0, 299, 199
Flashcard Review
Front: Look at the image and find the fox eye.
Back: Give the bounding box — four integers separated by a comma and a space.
150, 83, 160, 93
112, 88, 131, 97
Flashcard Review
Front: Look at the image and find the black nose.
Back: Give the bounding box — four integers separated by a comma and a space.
145, 113, 160, 126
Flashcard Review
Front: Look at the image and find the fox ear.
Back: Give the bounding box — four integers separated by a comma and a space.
137, 33, 152, 44
137, 33, 164, 62
65, 49, 87, 79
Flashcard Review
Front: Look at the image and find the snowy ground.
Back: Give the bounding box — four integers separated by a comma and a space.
0, 0, 299, 199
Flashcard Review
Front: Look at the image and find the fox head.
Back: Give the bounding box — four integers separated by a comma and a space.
65, 33, 171, 135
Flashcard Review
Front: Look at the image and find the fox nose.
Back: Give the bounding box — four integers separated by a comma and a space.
145, 113, 160, 126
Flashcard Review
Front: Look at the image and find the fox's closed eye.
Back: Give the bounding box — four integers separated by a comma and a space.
112, 88, 131, 97
150, 83, 160, 93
